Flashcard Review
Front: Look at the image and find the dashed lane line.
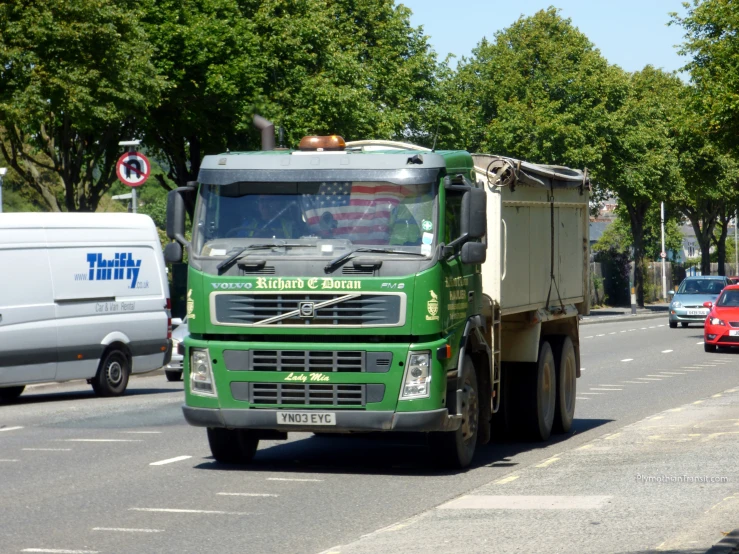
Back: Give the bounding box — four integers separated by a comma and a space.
122, 431, 162, 434
660, 371, 686, 375
218, 493, 280, 498
22, 550, 99, 554
535, 457, 561, 468
579, 392, 604, 395
63, 439, 143, 443
661, 349, 673, 353
604, 433, 622, 441
637, 378, 662, 381
590, 388, 623, 391
622, 381, 649, 384
494, 475, 520, 485
648, 374, 671, 378
93, 528, 163, 533
267, 477, 323, 483
621, 359, 634, 362
129, 508, 251, 515
23, 448, 71, 451
596, 334, 605, 337
0, 426, 23, 432
576, 397, 590, 400
696, 341, 705, 345
150, 456, 192, 466
0, 459, 19, 462
584, 336, 593, 339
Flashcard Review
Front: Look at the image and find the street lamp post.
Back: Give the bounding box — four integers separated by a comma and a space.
0, 167, 7, 213
661, 202, 667, 300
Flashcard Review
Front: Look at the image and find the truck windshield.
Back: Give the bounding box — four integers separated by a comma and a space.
193, 181, 437, 257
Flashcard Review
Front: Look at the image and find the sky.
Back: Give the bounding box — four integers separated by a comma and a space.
399, 0, 690, 74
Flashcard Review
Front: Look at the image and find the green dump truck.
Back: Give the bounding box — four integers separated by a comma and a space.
165, 117, 590, 468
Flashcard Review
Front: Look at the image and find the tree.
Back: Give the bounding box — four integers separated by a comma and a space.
449, 8, 626, 180
0, 0, 166, 211
606, 67, 682, 306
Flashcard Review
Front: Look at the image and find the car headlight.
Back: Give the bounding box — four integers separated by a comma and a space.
190, 348, 216, 396
710, 318, 725, 326
672, 301, 682, 308
400, 351, 431, 399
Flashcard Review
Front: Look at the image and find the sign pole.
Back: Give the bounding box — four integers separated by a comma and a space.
660, 202, 666, 300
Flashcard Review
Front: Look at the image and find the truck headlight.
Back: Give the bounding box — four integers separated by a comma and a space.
190, 349, 216, 396
400, 351, 431, 399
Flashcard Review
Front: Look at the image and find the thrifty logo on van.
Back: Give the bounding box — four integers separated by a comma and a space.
73, 253, 144, 288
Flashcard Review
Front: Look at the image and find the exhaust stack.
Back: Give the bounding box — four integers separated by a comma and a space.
253, 115, 275, 151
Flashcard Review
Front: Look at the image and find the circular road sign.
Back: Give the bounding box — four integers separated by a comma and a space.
116, 151, 151, 187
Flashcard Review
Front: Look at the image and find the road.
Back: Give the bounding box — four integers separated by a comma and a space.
1, 316, 737, 554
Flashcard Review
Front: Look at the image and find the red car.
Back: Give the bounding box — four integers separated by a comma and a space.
703, 284, 739, 352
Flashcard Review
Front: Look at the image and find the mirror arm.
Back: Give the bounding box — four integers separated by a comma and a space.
442, 233, 470, 258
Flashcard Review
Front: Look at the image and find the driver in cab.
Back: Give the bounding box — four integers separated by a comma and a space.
230, 195, 304, 239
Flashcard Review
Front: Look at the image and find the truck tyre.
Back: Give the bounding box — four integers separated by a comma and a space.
165, 370, 183, 382
428, 356, 479, 469
207, 428, 259, 464
522, 341, 556, 441
0, 386, 25, 402
552, 337, 576, 434
91, 349, 130, 397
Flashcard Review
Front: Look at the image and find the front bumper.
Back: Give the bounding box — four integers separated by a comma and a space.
704, 325, 739, 346
166, 356, 183, 371
182, 405, 460, 433
669, 309, 709, 323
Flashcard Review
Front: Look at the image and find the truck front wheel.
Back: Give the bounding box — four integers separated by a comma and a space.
207, 428, 259, 464
428, 356, 479, 469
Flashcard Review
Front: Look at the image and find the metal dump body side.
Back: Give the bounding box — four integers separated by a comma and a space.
472, 154, 590, 317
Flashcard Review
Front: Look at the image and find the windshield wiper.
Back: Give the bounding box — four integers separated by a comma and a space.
324, 247, 428, 274
217, 242, 303, 274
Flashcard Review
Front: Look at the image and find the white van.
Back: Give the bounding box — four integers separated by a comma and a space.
0, 213, 172, 401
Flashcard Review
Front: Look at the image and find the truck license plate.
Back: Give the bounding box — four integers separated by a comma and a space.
276, 412, 336, 426
687, 310, 708, 316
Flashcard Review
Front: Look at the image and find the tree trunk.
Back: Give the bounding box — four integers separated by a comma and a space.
687, 215, 716, 276
626, 201, 649, 307
717, 215, 729, 276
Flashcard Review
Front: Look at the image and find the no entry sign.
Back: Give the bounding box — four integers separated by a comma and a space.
116, 151, 151, 187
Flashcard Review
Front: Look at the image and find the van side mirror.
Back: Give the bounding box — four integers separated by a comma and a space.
164, 241, 183, 264
461, 188, 486, 239
167, 187, 195, 247
461, 241, 486, 264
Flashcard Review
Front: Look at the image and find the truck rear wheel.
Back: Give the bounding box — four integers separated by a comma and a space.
207, 428, 259, 464
552, 337, 576, 434
0, 385, 25, 402
428, 356, 479, 469
91, 349, 130, 397
522, 341, 556, 441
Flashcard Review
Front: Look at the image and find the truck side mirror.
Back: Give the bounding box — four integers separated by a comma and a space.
167, 187, 195, 247
461, 241, 486, 264
164, 241, 183, 264
461, 188, 486, 239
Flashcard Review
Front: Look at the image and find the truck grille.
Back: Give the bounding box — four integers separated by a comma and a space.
223, 350, 392, 373
212, 292, 404, 327
230, 382, 385, 406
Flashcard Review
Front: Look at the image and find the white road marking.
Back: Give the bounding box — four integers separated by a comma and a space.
641, 327, 647, 330
439, 495, 612, 510
598, 384, 624, 387
697, 364, 717, 367
575, 397, 590, 400
129, 508, 250, 515
217, 492, 280, 497
0, 426, 23, 432
122, 431, 162, 434
637, 378, 662, 381
622, 381, 648, 384
93, 528, 163, 533
696, 341, 704, 345
649, 326, 656, 329
648, 374, 671, 378
609, 332, 616, 335
596, 334, 605, 337
150, 456, 192, 466
64, 439, 142, 442
620, 330, 627, 333
629, 329, 636, 331
0, 459, 19, 462
658, 325, 665, 327
22, 448, 72, 451
660, 372, 686, 375
590, 388, 623, 391
22, 550, 99, 554
682, 369, 704, 372
579, 392, 604, 395
712, 394, 723, 398
621, 359, 634, 362
267, 477, 323, 483
604, 433, 622, 440
661, 350, 673, 353
494, 475, 520, 485
535, 457, 561, 468
693, 401, 704, 405
580, 368, 586, 371
584, 336, 593, 339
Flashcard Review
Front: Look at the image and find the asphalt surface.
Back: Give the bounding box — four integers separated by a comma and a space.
1, 316, 737, 554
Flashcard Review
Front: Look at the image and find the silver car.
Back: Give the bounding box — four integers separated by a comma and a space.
165, 316, 188, 382
669, 276, 730, 328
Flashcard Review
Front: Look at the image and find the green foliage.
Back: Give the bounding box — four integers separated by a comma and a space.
449, 8, 625, 181
0, 0, 167, 211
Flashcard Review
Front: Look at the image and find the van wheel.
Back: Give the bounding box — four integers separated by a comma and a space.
552, 337, 576, 434
521, 341, 556, 441
0, 386, 25, 402
91, 350, 130, 397
165, 370, 183, 382
207, 428, 259, 464
428, 356, 479, 469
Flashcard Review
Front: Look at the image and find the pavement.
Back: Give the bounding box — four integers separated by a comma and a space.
2, 318, 738, 554
581, 303, 670, 325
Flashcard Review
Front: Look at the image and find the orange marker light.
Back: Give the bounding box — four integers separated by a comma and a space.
445, 344, 452, 359
299, 135, 346, 152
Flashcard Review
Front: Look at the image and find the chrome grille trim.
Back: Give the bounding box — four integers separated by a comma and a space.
211, 291, 406, 328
